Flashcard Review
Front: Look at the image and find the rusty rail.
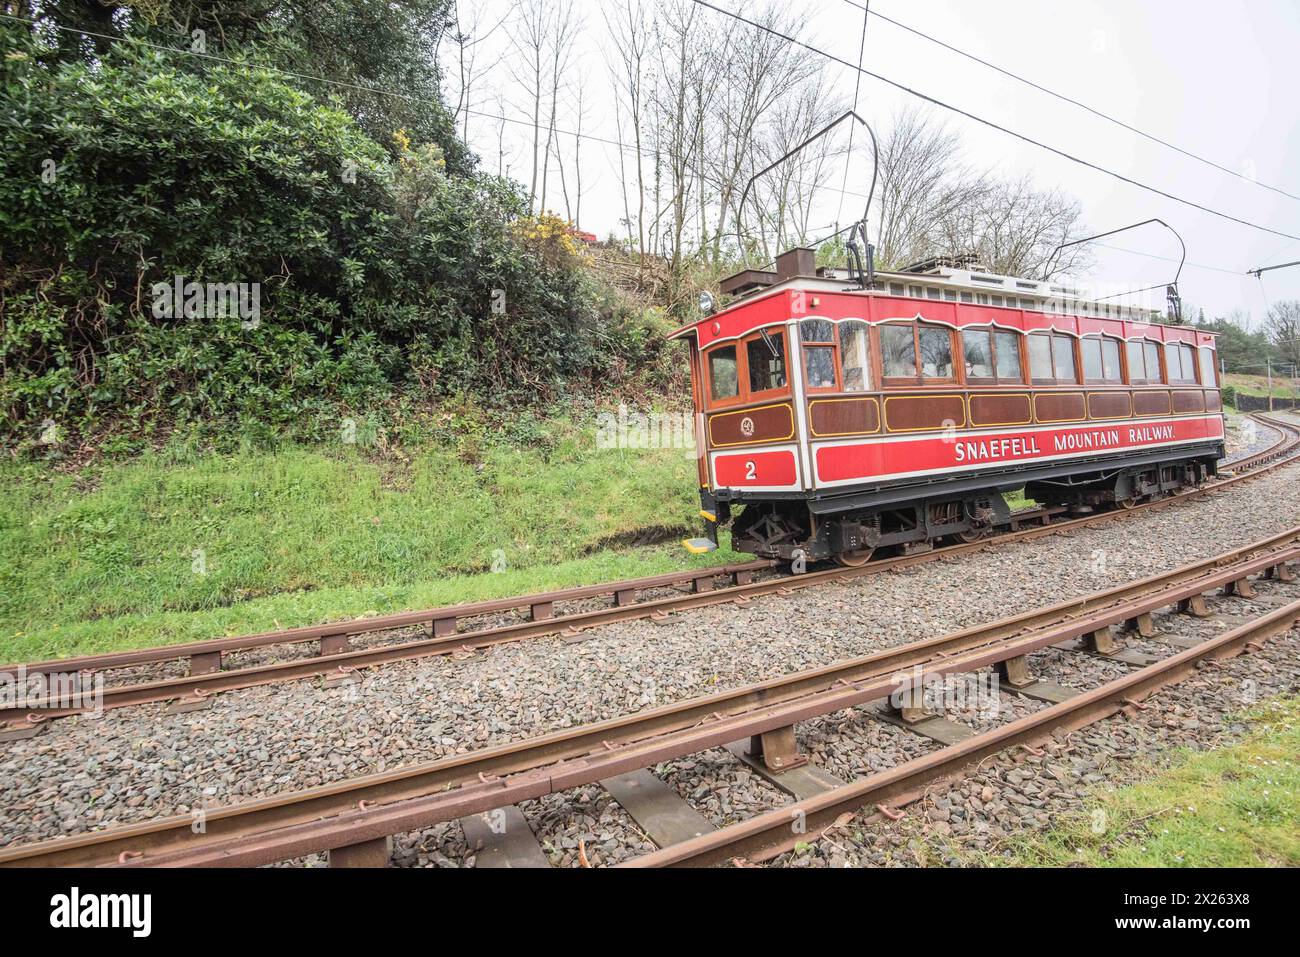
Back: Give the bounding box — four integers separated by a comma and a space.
1228, 411, 1300, 470
3, 559, 777, 678
3, 525, 1295, 867
1, 412, 1295, 730
623, 595, 1300, 867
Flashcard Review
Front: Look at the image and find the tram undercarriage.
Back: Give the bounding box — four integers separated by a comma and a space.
726, 454, 1218, 567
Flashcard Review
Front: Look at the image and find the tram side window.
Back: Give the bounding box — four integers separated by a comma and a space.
1082, 337, 1123, 383
1102, 337, 1122, 381
1178, 343, 1198, 383
963, 329, 995, 380
801, 319, 837, 391
1028, 333, 1077, 384
994, 331, 1024, 382
1082, 338, 1104, 381
919, 325, 954, 379
1164, 343, 1184, 382
1144, 341, 1163, 383
800, 319, 835, 343
1053, 336, 1077, 382
839, 321, 871, 392
1199, 346, 1218, 387
881, 324, 916, 378
1028, 334, 1054, 381
746, 331, 788, 394
965, 328, 1024, 383
1125, 340, 1147, 383
708, 346, 739, 402
804, 346, 836, 390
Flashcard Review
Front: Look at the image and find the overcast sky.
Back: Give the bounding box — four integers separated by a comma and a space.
452, 0, 1300, 324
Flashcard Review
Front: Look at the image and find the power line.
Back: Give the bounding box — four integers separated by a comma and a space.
833, 0, 870, 228
691, 0, 1300, 244
1257, 237, 1300, 266
1093, 242, 1243, 278
1094, 281, 1170, 303
0, 11, 877, 208
839, 0, 1300, 205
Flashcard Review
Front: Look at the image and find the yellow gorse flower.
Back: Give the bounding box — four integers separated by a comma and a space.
512, 211, 582, 262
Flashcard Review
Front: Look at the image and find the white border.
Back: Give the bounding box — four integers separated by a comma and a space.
697, 313, 1210, 351
810, 414, 1224, 489
709, 443, 803, 492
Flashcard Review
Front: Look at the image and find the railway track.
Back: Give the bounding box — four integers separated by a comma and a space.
627, 596, 1300, 868
2, 412, 1298, 734
2, 521, 1297, 867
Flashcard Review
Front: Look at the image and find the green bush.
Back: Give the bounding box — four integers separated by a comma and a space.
1, 27, 667, 450
1221, 385, 1237, 409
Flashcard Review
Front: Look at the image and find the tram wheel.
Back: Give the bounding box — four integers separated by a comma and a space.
833, 547, 876, 567
954, 526, 995, 544
1117, 495, 1142, 510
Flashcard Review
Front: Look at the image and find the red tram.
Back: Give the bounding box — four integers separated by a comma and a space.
673, 247, 1224, 566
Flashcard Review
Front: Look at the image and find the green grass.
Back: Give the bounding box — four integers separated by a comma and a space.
990, 696, 1300, 867
0, 417, 743, 661
1003, 489, 1037, 510
1224, 372, 1300, 400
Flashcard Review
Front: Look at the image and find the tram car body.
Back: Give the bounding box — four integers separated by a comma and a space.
673, 247, 1225, 566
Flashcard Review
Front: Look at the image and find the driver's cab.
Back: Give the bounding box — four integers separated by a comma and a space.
703, 327, 790, 409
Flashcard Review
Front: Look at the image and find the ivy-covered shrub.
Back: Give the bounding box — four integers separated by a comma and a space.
1, 27, 664, 449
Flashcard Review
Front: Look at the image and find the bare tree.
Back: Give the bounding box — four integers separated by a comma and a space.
1266, 301, 1300, 370
507, 0, 551, 212
604, 0, 654, 257
870, 107, 979, 270
704, 3, 821, 263
478, 2, 1098, 295
445, 1, 506, 143
649, 0, 721, 271
935, 175, 1089, 279
573, 81, 588, 226
538, 0, 582, 215
747, 75, 847, 260
864, 107, 1090, 279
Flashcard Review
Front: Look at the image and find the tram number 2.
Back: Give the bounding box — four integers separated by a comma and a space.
744, 461, 756, 480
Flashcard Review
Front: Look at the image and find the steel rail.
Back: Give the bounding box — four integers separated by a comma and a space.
623, 596, 1300, 867
1226, 411, 1300, 469
9, 415, 1285, 685
1, 559, 778, 678
3, 526, 1295, 867
111, 547, 1300, 868
2, 414, 1295, 729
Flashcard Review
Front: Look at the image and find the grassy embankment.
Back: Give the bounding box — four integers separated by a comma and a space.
0, 416, 743, 661
984, 696, 1300, 867
1223, 372, 1300, 401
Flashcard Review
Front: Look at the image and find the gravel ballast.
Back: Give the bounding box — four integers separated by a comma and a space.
772, 619, 1300, 868
3, 452, 1300, 865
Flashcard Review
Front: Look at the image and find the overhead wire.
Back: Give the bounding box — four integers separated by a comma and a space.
838, 0, 1300, 205
691, 0, 1300, 244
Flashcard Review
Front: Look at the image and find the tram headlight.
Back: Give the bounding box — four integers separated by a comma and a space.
698, 290, 716, 316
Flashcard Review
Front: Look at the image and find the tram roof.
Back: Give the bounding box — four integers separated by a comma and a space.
670, 247, 1216, 348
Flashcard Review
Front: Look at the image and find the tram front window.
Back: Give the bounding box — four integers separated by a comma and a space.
746, 332, 788, 393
